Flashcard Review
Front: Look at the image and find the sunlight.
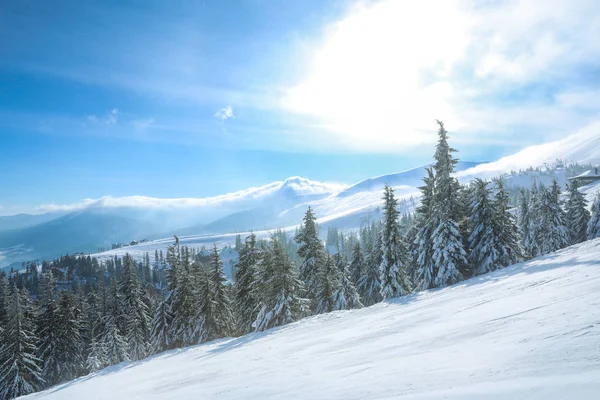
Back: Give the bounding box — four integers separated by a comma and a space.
285, 0, 470, 150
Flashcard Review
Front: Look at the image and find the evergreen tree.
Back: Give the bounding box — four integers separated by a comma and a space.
86, 337, 107, 373
102, 279, 128, 366
0, 286, 44, 398
588, 194, 600, 239
565, 180, 590, 244
233, 233, 261, 335
538, 180, 571, 254
348, 242, 365, 289
357, 223, 382, 306
198, 245, 234, 342
492, 179, 522, 267
518, 189, 536, 259
55, 291, 85, 381
36, 272, 62, 386
333, 263, 362, 310
150, 300, 172, 354
169, 247, 198, 347
413, 168, 437, 290
379, 184, 412, 298
468, 179, 497, 275
315, 254, 338, 314
254, 238, 309, 331
120, 254, 151, 361
295, 206, 325, 304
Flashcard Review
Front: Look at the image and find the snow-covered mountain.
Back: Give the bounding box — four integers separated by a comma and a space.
2, 124, 600, 270
25, 239, 600, 400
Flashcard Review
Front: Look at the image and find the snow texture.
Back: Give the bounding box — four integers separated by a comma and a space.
24, 239, 600, 400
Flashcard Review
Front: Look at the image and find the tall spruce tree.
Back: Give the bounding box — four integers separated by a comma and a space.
333, 263, 362, 310
413, 167, 437, 290
0, 286, 44, 398
233, 233, 261, 335
295, 206, 325, 304
468, 179, 497, 275
492, 179, 522, 266
430, 121, 466, 287
538, 180, 571, 254
36, 272, 62, 387
379, 184, 412, 298
518, 189, 536, 259
198, 245, 234, 342
150, 300, 172, 354
254, 238, 309, 331
120, 254, 151, 361
357, 223, 382, 306
55, 291, 85, 381
348, 242, 366, 289
315, 254, 339, 314
565, 180, 590, 244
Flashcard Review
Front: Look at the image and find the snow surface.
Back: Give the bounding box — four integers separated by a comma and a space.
26, 239, 600, 400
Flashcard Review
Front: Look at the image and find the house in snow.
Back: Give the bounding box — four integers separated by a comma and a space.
568, 167, 600, 186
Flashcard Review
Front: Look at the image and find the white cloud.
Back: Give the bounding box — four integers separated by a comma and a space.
86, 108, 120, 126
283, 0, 600, 151
214, 106, 234, 121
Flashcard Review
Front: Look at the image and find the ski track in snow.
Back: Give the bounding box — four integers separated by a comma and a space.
24, 239, 600, 400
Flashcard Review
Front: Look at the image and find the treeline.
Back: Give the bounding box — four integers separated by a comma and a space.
2, 120, 600, 398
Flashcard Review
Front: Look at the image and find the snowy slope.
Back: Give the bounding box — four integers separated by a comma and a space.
458, 121, 600, 179
26, 239, 600, 400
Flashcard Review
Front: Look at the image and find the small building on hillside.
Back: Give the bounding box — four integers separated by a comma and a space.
568, 167, 600, 186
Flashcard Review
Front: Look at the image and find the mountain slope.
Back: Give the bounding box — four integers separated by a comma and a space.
26, 239, 600, 400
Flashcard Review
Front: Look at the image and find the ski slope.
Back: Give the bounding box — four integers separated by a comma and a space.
25, 239, 600, 400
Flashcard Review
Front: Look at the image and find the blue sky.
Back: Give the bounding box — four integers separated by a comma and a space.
1, 0, 600, 215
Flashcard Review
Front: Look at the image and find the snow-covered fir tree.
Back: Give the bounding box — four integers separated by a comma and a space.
295, 206, 326, 305
588, 194, 600, 239
379, 184, 412, 298
333, 263, 362, 310
102, 279, 129, 366
85, 337, 107, 373
315, 254, 339, 314
55, 291, 85, 381
233, 233, 261, 334
0, 285, 44, 399
429, 121, 467, 287
348, 242, 365, 289
413, 167, 437, 290
35, 273, 62, 387
492, 179, 522, 266
518, 189, 536, 259
169, 246, 199, 347
357, 222, 382, 306
150, 299, 172, 354
198, 245, 234, 342
538, 180, 571, 255
468, 179, 497, 275
565, 180, 590, 244
254, 237, 309, 332
120, 254, 151, 361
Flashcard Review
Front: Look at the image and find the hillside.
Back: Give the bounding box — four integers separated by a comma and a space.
25, 239, 600, 400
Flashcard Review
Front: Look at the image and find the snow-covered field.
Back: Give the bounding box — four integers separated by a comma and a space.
25, 239, 600, 400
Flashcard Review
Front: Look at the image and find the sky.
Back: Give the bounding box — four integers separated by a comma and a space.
1, 0, 600, 215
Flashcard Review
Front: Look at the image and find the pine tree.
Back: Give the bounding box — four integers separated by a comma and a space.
518, 189, 536, 259
357, 223, 382, 306
348, 242, 365, 289
55, 291, 85, 382
198, 245, 234, 342
430, 121, 466, 286
150, 300, 172, 354
295, 206, 326, 304
254, 238, 309, 331
538, 180, 571, 254
233, 233, 261, 335
315, 254, 338, 314
588, 194, 600, 239
36, 272, 62, 387
413, 167, 437, 290
333, 263, 363, 310
169, 247, 198, 347
102, 279, 129, 366
565, 180, 590, 244
492, 179, 522, 267
120, 254, 151, 361
0, 286, 44, 398
379, 184, 412, 298
85, 337, 107, 373
468, 179, 497, 275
